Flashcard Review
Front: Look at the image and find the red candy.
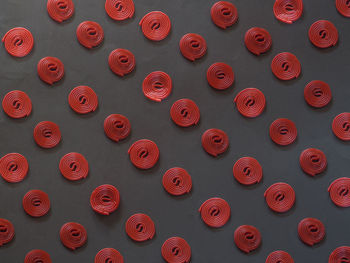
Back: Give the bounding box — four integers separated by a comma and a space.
244, 27, 272, 55
2, 27, 34, 57
105, 0, 135, 21
34, 121, 61, 148
304, 80, 332, 108
0, 218, 15, 246
233, 157, 263, 185
299, 148, 327, 176
59, 152, 89, 181
25, 250, 52, 263
37, 57, 64, 85
22, 190, 50, 217
266, 251, 294, 263
234, 225, 261, 253
90, 184, 120, 215
329, 246, 350, 262
179, 33, 207, 61
2, 90, 32, 119
336, 0, 350, 17
60, 222, 87, 250
108, 48, 135, 77
128, 139, 159, 169
309, 20, 338, 49
234, 88, 266, 118
143, 71, 172, 102
161, 237, 191, 263
271, 52, 301, 80
328, 177, 350, 207
201, 129, 229, 157
76, 21, 104, 49
139, 11, 171, 41
125, 213, 155, 242
104, 114, 131, 142
0, 153, 28, 183
199, 197, 230, 228
207, 62, 234, 90
162, 167, 192, 196
95, 248, 124, 263
68, 86, 98, 114
170, 99, 200, 127
269, 118, 297, 146
264, 182, 295, 213
210, 1, 238, 29
273, 0, 303, 24
47, 0, 74, 23
298, 217, 325, 246
332, 113, 350, 141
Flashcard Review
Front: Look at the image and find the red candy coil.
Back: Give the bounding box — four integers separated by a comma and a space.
299, 148, 327, 176
298, 217, 325, 246
37, 57, 64, 85
233, 157, 263, 185
125, 213, 155, 242
105, 0, 135, 21
244, 27, 272, 56
328, 177, 350, 207
207, 62, 234, 90
266, 251, 294, 263
332, 113, 350, 141
0, 153, 28, 183
139, 11, 171, 41
269, 118, 297, 146
90, 184, 120, 215
104, 114, 131, 142
161, 237, 191, 263
309, 20, 338, 49
2, 90, 32, 119
2, 27, 34, 57
95, 248, 124, 263
128, 139, 159, 169
59, 152, 89, 181
23, 190, 50, 217
143, 71, 172, 102
68, 86, 98, 114
234, 225, 261, 253
108, 48, 135, 77
25, 249, 52, 263
271, 52, 301, 80
60, 222, 87, 250
0, 218, 15, 246
264, 182, 295, 213
170, 99, 200, 127
273, 0, 303, 24
76, 21, 104, 49
179, 33, 207, 61
304, 80, 332, 108
199, 197, 230, 228
201, 129, 229, 157
47, 0, 74, 23
329, 246, 350, 262
336, 0, 350, 17
234, 88, 266, 118
162, 167, 192, 196
33, 121, 61, 149
210, 1, 238, 29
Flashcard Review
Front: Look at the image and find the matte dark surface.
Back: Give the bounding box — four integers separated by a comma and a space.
1, 0, 350, 262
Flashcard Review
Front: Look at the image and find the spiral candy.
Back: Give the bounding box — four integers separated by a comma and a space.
244, 27, 272, 56
95, 248, 124, 263
22, 190, 50, 217
104, 114, 131, 142
34, 121, 61, 148
0, 153, 28, 183
328, 177, 350, 207
162, 167, 192, 196
234, 88, 266, 118
207, 62, 234, 90
105, 0, 134, 21
329, 246, 350, 262
336, 0, 350, 17
271, 52, 301, 80
201, 128, 229, 157
47, 0, 74, 23
139, 11, 171, 41
59, 152, 89, 181
234, 225, 261, 253
332, 113, 350, 141
210, 1, 238, 29
273, 0, 303, 24
76, 21, 104, 49
143, 71, 172, 102
309, 20, 338, 48
304, 80, 332, 108
179, 33, 207, 61
266, 251, 294, 263
298, 217, 325, 246
25, 249, 52, 263
299, 148, 327, 176
199, 197, 230, 228
170, 99, 200, 127
0, 218, 15, 246
108, 48, 135, 77
60, 222, 87, 250
161, 237, 191, 263
37, 57, 64, 85
264, 182, 295, 213
128, 139, 159, 169
269, 118, 297, 146
233, 157, 263, 185
90, 184, 120, 215
2, 27, 34, 57
2, 90, 32, 119
68, 86, 98, 114
125, 213, 155, 242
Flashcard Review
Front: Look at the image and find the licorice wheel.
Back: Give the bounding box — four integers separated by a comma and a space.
105, 0, 135, 21
264, 182, 295, 213
304, 80, 332, 108
179, 33, 207, 61
273, 0, 303, 24
104, 114, 131, 142
328, 177, 350, 207
22, 190, 50, 217
336, 0, 350, 17
332, 113, 350, 141
329, 246, 350, 263
266, 250, 294, 263
201, 129, 229, 157
25, 249, 52, 263
37, 57, 64, 85
0, 153, 28, 183
68, 86, 98, 114
139, 11, 171, 41
128, 139, 159, 169
234, 225, 261, 253
33, 121, 61, 149
233, 157, 263, 185
108, 48, 135, 77
59, 152, 89, 181
170, 99, 200, 127
95, 248, 124, 263
90, 184, 120, 215
125, 213, 155, 242
2, 27, 34, 57
2, 90, 32, 119
308, 20, 338, 49
47, 0, 74, 23
0, 218, 15, 246
60, 222, 87, 250
271, 52, 301, 81
199, 197, 230, 228
142, 71, 172, 102
244, 27, 272, 56
299, 148, 327, 176
298, 217, 325, 246
207, 62, 234, 90
76, 21, 104, 49
161, 237, 191, 263
269, 118, 297, 146
234, 88, 266, 118
162, 167, 192, 196
210, 1, 238, 29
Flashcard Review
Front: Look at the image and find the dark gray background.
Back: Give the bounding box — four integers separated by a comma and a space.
1, 0, 350, 262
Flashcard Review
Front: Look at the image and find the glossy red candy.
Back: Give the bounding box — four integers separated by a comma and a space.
233, 157, 263, 185
95, 248, 124, 263
0, 218, 15, 246
210, 1, 238, 29
207, 62, 234, 90
108, 48, 135, 77
34, 121, 61, 148
170, 99, 200, 127
139, 11, 171, 41
329, 246, 350, 263
105, 0, 134, 21
273, 0, 303, 24
304, 80, 332, 108
161, 237, 191, 263
59, 152, 89, 181
264, 182, 295, 213
266, 251, 294, 263
37, 57, 64, 85
25, 249, 52, 263
332, 113, 350, 141
2, 90, 32, 119
199, 197, 230, 228
68, 86, 98, 114
125, 213, 155, 242
309, 20, 338, 48
244, 27, 272, 55
76, 21, 104, 49
298, 218, 325, 246
104, 114, 131, 142
299, 148, 327, 176
143, 71, 172, 102
269, 118, 297, 146
47, 0, 74, 23
234, 225, 261, 253
234, 88, 266, 118
201, 129, 229, 157
328, 177, 350, 207
336, 0, 350, 17
271, 52, 301, 80
22, 190, 50, 217
0, 153, 28, 183
128, 139, 159, 169
90, 184, 120, 215
162, 167, 192, 196
60, 222, 87, 250
179, 33, 207, 61
2, 27, 34, 57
